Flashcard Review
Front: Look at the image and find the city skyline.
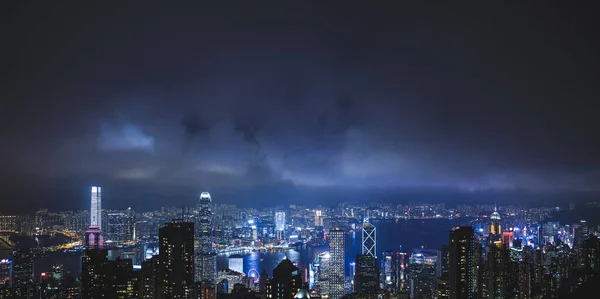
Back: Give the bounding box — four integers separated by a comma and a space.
1, 184, 599, 298
1, 2, 600, 298
1, 2, 599, 212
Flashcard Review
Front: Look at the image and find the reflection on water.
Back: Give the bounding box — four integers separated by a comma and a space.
26, 218, 465, 277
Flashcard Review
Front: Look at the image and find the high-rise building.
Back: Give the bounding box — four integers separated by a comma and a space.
197, 253, 217, 287
266, 258, 303, 299
574, 220, 590, 249
85, 226, 104, 250
312, 251, 331, 296
64, 210, 90, 232
108, 258, 134, 298
81, 248, 108, 299
436, 278, 450, 298
86, 186, 104, 250
489, 209, 501, 237
407, 263, 437, 299
328, 228, 345, 299
139, 256, 160, 298
449, 226, 478, 299
105, 209, 135, 243
515, 259, 532, 299
275, 211, 286, 240
382, 251, 399, 293
582, 235, 599, 275
0, 258, 12, 289
354, 254, 379, 294
82, 249, 135, 298
315, 210, 324, 227
159, 219, 195, 298
0, 215, 17, 232
437, 245, 449, 278
502, 230, 514, 250
196, 192, 217, 289
196, 192, 213, 253
228, 254, 244, 274
91, 186, 102, 230
12, 248, 34, 298
487, 242, 509, 299
362, 220, 376, 258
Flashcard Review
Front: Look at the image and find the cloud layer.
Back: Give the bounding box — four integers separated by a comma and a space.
1, 2, 599, 211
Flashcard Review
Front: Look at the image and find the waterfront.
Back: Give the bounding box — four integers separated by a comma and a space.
16, 218, 465, 277
217, 218, 464, 277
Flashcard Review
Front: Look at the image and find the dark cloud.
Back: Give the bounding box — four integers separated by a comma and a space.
181, 114, 210, 142
0, 2, 599, 212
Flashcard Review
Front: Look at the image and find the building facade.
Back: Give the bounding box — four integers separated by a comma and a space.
328, 229, 345, 299
159, 219, 195, 298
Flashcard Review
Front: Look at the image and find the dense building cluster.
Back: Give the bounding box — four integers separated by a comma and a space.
1, 188, 600, 298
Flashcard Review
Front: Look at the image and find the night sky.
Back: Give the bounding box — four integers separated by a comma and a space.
1, 2, 599, 212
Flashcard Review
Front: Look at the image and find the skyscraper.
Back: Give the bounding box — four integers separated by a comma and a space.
266, 258, 303, 299
81, 248, 108, 299
86, 186, 104, 250
195, 192, 217, 288
382, 250, 399, 293
489, 209, 501, 237
82, 250, 135, 298
354, 254, 379, 294
12, 249, 34, 298
91, 186, 102, 230
139, 255, 160, 298
159, 219, 195, 298
362, 220, 376, 258
315, 210, 324, 227
487, 242, 509, 298
228, 254, 244, 274
313, 251, 331, 296
0, 258, 11, 289
328, 228, 345, 299
437, 245, 450, 278
105, 210, 135, 243
196, 192, 212, 253
449, 226, 478, 299
275, 211, 286, 240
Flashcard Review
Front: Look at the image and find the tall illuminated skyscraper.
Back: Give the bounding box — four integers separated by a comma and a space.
489, 208, 501, 237
328, 228, 345, 299
85, 186, 104, 249
91, 186, 102, 229
275, 211, 286, 231
362, 220, 376, 258
195, 192, 217, 289
196, 192, 212, 253
275, 211, 286, 240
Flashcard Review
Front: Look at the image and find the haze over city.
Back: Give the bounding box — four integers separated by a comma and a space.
1, 2, 599, 212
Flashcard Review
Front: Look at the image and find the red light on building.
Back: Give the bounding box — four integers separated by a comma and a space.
502, 231, 514, 249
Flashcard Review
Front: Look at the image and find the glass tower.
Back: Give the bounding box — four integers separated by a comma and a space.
362, 220, 376, 258
90, 186, 101, 229
328, 228, 345, 299
196, 192, 213, 253
195, 192, 217, 287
